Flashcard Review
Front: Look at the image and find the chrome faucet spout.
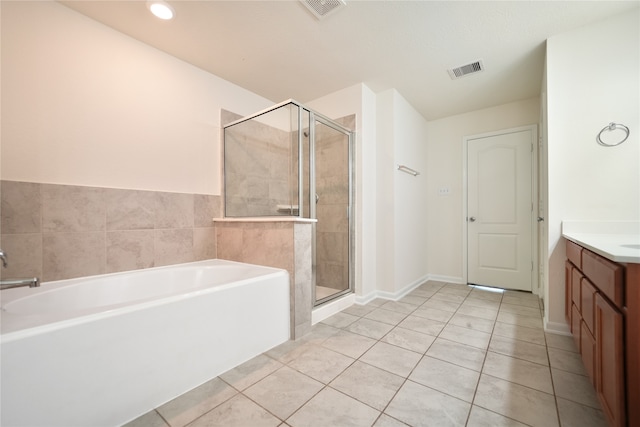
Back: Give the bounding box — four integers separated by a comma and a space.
0, 277, 40, 290
0, 250, 7, 268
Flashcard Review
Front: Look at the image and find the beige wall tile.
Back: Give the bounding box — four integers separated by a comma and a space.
242, 225, 294, 271
155, 228, 193, 266
107, 230, 154, 273
2, 180, 226, 281
294, 223, 313, 336
42, 184, 105, 232
217, 222, 294, 272
0, 233, 42, 279
155, 192, 193, 229
215, 224, 245, 261
1, 181, 41, 234
316, 204, 348, 233
43, 232, 105, 281
193, 227, 216, 261
194, 194, 222, 227
105, 189, 155, 230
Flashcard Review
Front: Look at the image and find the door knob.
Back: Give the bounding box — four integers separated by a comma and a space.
469, 217, 476, 222
537, 217, 545, 222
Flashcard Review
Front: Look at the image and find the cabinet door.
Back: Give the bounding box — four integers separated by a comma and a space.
565, 261, 573, 323
572, 268, 583, 310
581, 278, 597, 334
571, 304, 581, 351
580, 321, 596, 386
595, 293, 625, 427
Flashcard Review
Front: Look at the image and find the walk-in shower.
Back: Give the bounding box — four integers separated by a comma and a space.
223, 100, 354, 306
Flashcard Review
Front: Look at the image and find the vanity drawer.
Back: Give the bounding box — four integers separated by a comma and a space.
566, 240, 583, 269
582, 249, 624, 308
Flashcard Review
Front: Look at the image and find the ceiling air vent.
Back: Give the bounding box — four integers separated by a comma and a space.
447, 60, 485, 80
300, 0, 346, 20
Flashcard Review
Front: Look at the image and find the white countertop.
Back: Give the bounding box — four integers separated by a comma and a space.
562, 221, 640, 264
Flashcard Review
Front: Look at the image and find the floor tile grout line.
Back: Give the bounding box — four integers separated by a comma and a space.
465, 287, 501, 426
347, 285, 450, 424
177, 377, 241, 427
372, 283, 486, 425
543, 323, 565, 427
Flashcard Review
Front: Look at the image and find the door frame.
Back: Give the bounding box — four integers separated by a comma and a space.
462, 124, 539, 294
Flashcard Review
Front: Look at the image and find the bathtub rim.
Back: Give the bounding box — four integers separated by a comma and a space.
1, 259, 289, 344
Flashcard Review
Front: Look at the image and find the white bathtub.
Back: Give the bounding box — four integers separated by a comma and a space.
0, 259, 290, 427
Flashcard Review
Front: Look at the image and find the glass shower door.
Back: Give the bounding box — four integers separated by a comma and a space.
312, 117, 352, 305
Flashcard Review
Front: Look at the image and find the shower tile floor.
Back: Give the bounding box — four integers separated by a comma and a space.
126, 281, 607, 427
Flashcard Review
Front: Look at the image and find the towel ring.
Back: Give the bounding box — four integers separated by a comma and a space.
597, 122, 629, 147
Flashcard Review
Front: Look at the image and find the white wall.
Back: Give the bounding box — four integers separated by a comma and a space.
375, 90, 396, 294
375, 89, 430, 295
392, 92, 429, 292
545, 10, 639, 330
426, 98, 541, 282
1, 1, 273, 195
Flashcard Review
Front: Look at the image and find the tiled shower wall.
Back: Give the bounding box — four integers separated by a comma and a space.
0, 180, 222, 282
224, 113, 294, 217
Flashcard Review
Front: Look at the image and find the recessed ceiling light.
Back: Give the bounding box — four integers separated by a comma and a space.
147, 1, 174, 20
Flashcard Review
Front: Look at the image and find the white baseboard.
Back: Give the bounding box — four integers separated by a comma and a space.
355, 274, 458, 305
427, 274, 465, 285
318, 275, 466, 321
544, 320, 571, 336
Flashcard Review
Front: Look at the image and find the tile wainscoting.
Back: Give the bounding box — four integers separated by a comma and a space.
1, 181, 315, 339
0, 180, 222, 282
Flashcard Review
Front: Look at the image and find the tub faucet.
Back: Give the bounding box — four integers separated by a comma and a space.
1, 277, 40, 290
0, 250, 40, 289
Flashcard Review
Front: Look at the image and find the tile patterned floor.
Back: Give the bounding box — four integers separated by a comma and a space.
125, 281, 607, 427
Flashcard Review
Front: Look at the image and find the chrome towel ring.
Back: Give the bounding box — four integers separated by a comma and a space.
597, 122, 629, 147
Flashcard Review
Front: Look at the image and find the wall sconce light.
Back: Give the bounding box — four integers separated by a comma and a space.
147, 1, 175, 20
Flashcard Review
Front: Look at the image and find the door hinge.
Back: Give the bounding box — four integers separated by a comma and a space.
531, 261, 534, 271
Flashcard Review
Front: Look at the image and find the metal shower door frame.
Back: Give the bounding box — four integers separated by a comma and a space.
308, 110, 354, 307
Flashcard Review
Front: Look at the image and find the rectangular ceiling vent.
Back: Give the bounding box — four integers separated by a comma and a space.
447, 60, 485, 80
300, 0, 346, 20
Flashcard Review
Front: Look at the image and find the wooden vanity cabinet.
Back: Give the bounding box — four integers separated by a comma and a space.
595, 293, 625, 426
580, 320, 596, 385
565, 240, 639, 427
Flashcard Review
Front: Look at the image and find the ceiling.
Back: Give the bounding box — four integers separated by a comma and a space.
59, 0, 639, 120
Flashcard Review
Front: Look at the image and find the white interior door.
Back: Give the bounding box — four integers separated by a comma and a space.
467, 128, 533, 291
